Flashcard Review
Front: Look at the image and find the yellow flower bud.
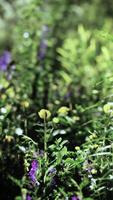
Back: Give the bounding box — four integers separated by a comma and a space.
21, 101, 30, 108
52, 117, 59, 123
38, 109, 51, 119
7, 88, 15, 98
1, 94, 7, 100
75, 146, 80, 151
4, 135, 14, 142
91, 169, 97, 174
55, 100, 60, 105
58, 106, 70, 116
103, 102, 113, 114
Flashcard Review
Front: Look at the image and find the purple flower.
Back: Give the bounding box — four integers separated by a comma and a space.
31, 159, 38, 169
28, 160, 38, 184
26, 194, 32, 200
71, 196, 80, 200
48, 167, 57, 175
0, 51, 11, 71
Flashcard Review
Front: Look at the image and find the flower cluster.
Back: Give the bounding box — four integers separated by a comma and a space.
38, 109, 51, 119
28, 160, 38, 185
0, 51, 11, 71
71, 195, 80, 200
26, 194, 32, 200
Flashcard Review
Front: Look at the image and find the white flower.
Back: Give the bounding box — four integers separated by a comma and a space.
1, 107, 7, 114
109, 175, 113, 180
0, 115, 4, 120
90, 178, 96, 190
23, 32, 29, 38
15, 128, 23, 136
60, 130, 66, 134
19, 146, 26, 152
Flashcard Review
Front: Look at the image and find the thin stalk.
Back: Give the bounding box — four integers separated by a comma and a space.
44, 117, 47, 165
43, 117, 48, 196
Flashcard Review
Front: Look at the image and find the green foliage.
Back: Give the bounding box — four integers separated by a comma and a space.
0, 0, 113, 200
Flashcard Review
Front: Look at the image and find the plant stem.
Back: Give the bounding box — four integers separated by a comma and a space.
44, 117, 47, 167
43, 117, 48, 196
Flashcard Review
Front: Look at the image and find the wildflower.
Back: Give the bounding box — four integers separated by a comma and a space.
15, 128, 23, 136
19, 146, 26, 153
1, 107, 7, 114
0, 51, 11, 71
28, 160, 38, 184
58, 106, 70, 116
38, 109, 51, 119
71, 195, 80, 200
103, 102, 113, 114
1, 94, 7, 100
72, 116, 80, 122
91, 169, 97, 174
21, 101, 30, 108
26, 194, 32, 200
90, 178, 96, 190
48, 167, 57, 175
75, 146, 80, 151
52, 117, 59, 123
4, 135, 14, 142
52, 129, 66, 136
23, 32, 29, 39
109, 175, 113, 180
55, 100, 60, 105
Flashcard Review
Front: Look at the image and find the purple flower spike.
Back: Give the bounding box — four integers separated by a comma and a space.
38, 40, 48, 61
31, 160, 38, 169
0, 51, 11, 71
28, 160, 38, 184
26, 194, 32, 200
38, 25, 49, 62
